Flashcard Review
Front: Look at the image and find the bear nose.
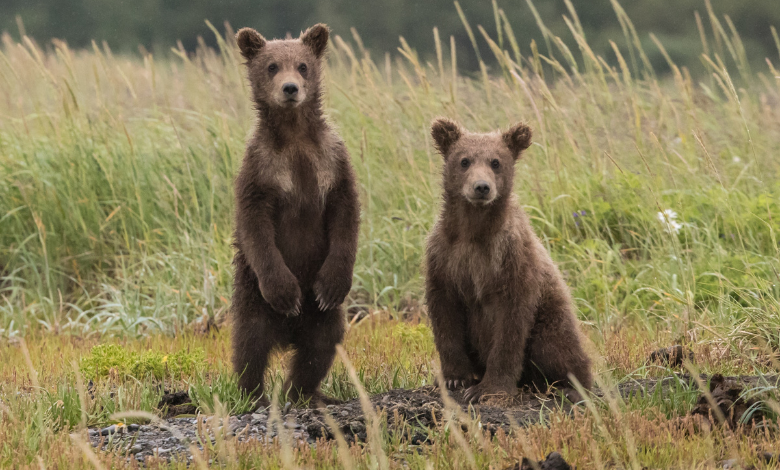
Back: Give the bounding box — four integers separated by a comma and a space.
282, 83, 299, 97
474, 181, 491, 197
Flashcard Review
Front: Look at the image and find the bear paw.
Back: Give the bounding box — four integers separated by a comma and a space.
313, 269, 351, 311
259, 269, 302, 316
463, 381, 517, 403
443, 377, 475, 390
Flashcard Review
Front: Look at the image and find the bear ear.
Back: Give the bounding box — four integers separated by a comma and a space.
431, 118, 462, 157
301, 23, 330, 58
236, 28, 266, 60
502, 122, 532, 159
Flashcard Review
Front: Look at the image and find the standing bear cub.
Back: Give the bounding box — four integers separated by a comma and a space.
425, 119, 592, 402
231, 24, 359, 405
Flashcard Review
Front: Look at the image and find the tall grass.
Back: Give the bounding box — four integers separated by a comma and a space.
0, 1, 779, 362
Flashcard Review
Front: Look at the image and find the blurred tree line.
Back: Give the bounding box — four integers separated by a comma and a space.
3, 0, 779, 75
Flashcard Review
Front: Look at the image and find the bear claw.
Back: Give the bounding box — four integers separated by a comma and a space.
445, 378, 472, 390
463, 382, 515, 403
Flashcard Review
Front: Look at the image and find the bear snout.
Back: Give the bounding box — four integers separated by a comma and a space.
462, 169, 497, 204
272, 72, 306, 106
473, 181, 491, 197
282, 82, 299, 98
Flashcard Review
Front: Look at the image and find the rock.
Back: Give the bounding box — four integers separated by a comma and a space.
129, 444, 143, 454
648, 345, 694, 368
720, 459, 740, 469
100, 425, 121, 436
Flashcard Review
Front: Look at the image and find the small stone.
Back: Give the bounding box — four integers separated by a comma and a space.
326, 405, 336, 410
129, 444, 143, 454
127, 424, 140, 432
139, 425, 151, 432
340, 410, 349, 417
88, 429, 98, 437
283, 402, 292, 414
100, 425, 120, 436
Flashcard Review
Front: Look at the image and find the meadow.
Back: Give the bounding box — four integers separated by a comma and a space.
2, 1, 780, 467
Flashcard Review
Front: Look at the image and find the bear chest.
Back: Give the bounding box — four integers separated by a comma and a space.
272, 149, 337, 204
444, 240, 505, 300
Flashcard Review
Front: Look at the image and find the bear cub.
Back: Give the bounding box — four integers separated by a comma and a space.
425, 119, 592, 402
231, 24, 359, 405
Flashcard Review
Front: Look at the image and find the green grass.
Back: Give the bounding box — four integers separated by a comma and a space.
2, 0, 780, 468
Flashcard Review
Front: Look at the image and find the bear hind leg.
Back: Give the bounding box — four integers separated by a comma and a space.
286, 303, 345, 406
232, 256, 289, 403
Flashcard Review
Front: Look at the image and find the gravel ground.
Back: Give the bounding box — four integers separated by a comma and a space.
88, 374, 780, 464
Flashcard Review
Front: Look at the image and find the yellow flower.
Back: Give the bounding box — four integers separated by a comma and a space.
162, 355, 168, 364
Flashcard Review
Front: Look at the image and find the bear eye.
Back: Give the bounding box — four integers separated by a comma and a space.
268, 63, 278, 73
298, 63, 307, 73
490, 159, 500, 170
460, 158, 470, 168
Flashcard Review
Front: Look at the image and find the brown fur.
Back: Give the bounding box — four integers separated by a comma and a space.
231, 24, 360, 405
425, 118, 592, 402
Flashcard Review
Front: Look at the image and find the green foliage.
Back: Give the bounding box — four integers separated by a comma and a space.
188, 373, 257, 416
391, 322, 433, 346
79, 344, 206, 381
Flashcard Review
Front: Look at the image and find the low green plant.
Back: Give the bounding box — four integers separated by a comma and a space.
79, 344, 206, 381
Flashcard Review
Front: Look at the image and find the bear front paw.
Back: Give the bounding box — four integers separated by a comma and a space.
463, 380, 517, 403
443, 377, 475, 390
260, 270, 302, 316
313, 268, 351, 311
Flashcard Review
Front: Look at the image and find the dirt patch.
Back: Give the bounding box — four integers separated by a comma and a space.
690, 374, 769, 429
88, 374, 779, 464
158, 391, 197, 419
510, 451, 573, 470
646, 345, 694, 368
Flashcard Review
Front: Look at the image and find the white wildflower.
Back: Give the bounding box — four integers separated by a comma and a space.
657, 209, 682, 234
732, 155, 741, 163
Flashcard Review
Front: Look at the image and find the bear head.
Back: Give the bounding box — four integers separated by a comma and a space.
236, 24, 329, 110
431, 118, 532, 206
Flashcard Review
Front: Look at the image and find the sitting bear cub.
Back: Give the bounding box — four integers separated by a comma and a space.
231, 24, 360, 405
425, 118, 592, 402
